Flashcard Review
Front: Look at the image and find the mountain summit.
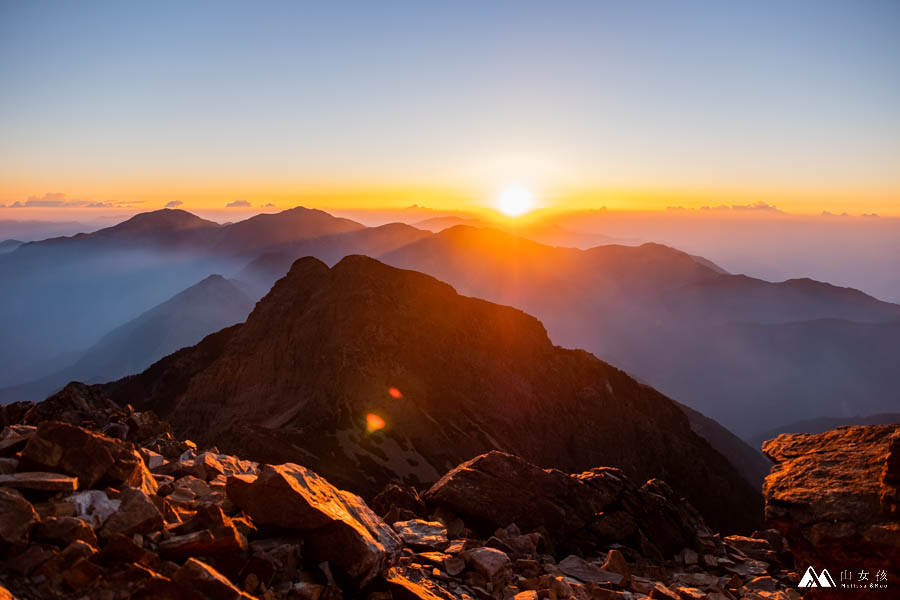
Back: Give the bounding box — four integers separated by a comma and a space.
104, 255, 761, 532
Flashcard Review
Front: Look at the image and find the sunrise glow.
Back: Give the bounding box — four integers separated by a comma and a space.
496, 185, 534, 217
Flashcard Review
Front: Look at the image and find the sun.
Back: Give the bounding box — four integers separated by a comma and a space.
496, 185, 534, 217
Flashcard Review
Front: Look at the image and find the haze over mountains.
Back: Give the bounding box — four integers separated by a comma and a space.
1, 206, 898, 445
0, 274, 253, 404
97, 255, 761, 533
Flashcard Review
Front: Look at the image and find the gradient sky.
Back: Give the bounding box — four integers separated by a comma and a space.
1, 0, 898, 215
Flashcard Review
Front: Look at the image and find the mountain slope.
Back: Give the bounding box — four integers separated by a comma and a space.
0, 275, 253, 403
102, 255, 762, 533
380, 225, 900, 436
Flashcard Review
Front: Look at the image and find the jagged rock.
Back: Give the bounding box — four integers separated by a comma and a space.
33, 539, 97, 588
465, 547, 512, 582
99, 487, 164, 538
18, 421, 156, 494
0, 471, 78, 491
173, 557, 254, 599
372, 484, 427, 518
158, 506, 248, 560
0, 430, 32, 457
426, 451, 714, 557
393, 519, 449, 550
32, 516, 98, 548
17, 382, 120, 428
558, 555, 624, 586
0, 487, 37, 547
601, 549, 631, 583
64, 556, 105, 591
226, 462, 401, 587
385, 565, 458, 600
762, 425, 899, 577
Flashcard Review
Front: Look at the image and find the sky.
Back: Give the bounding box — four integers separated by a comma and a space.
1, 0, 898, 216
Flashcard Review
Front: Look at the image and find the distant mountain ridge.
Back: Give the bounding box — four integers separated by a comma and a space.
0, 274, 252, 402
99, 255, 763, 533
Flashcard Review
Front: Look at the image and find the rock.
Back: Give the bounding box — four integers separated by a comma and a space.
0, 431, 32, 457
64, 556, 105, 591
558, 555, 624, 586
18, 421, 156, 494
762, 425, 899, 577
514, 592, 538, 600
466, 547, 512, 582
173, 557, 254, 599
601, 549, 631, 583
0, 487, 37, 546
8, 543, 57, 575
141, 448, 166, 470
372, 484, 427, 518
385, 565, 458, 600
0, 458, 17, 474
95, 532, 158, 566
0, 471, 78, 491
672, 573, 719, 589
745, 576, 778, 592
99, 487, 164, 538
393, 519, 449, 550
32, 516, 98, 548
444, 555, 466, 576
0, 585, 15, 600
425, 452, 711, 556
226, 462, 401, 587
159, 524, 247, 559
64, 489, 120, 528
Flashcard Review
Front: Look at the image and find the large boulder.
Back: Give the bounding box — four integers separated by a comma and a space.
424, 451, 715, 557
226, 462, 401, 587
18, 421, 156, 494
762, 424, 899, 581
0, 487, 38, 548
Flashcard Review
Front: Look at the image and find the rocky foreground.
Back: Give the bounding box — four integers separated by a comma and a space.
0, 395, 896, 599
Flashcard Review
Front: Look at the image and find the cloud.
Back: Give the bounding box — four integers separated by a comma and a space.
226, 200, 252, 208
698, 202, 783, 214
4, 193, 132, 209
264, 203, 276, 207
822, 210, 849, 217
165, 200, 184, 208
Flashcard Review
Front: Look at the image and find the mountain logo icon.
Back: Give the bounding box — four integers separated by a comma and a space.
798, 566, 836, 587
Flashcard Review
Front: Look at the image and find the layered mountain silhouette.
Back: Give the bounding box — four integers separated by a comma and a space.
0, 274, 252, 403
3, 207, 899, 440
378, 225, 900, 436
0, 208, 367, 386
100, 255, 762, 533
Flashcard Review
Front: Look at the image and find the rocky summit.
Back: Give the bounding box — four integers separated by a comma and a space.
762, 424, 899, 595
0, 397, 806, 600
98, 255, 760, 534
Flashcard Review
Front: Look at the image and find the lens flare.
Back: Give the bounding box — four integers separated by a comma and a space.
366, 413, 386, 432
388, 387, 403, 398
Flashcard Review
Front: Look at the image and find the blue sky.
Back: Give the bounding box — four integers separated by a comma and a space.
1, 0, 898, 212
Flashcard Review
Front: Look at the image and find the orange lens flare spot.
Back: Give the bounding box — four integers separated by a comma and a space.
388, 387, 403, 398
366, 413, 386, 433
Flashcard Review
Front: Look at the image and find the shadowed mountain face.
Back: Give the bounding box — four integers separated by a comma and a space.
0, 274, 253, 403
101, 255, 762, 533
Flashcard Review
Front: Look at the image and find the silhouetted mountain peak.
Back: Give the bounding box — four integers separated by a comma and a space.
103, 255, 762, 532
102, 209, 220, 236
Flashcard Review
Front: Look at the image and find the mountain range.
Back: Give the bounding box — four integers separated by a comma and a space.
2, 206, 898, 442
98, 254, 762, 533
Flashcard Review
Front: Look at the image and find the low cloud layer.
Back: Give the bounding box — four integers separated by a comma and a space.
226, 200, 252, 208
165, 200, 184, 208
4, 193, 136, 209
